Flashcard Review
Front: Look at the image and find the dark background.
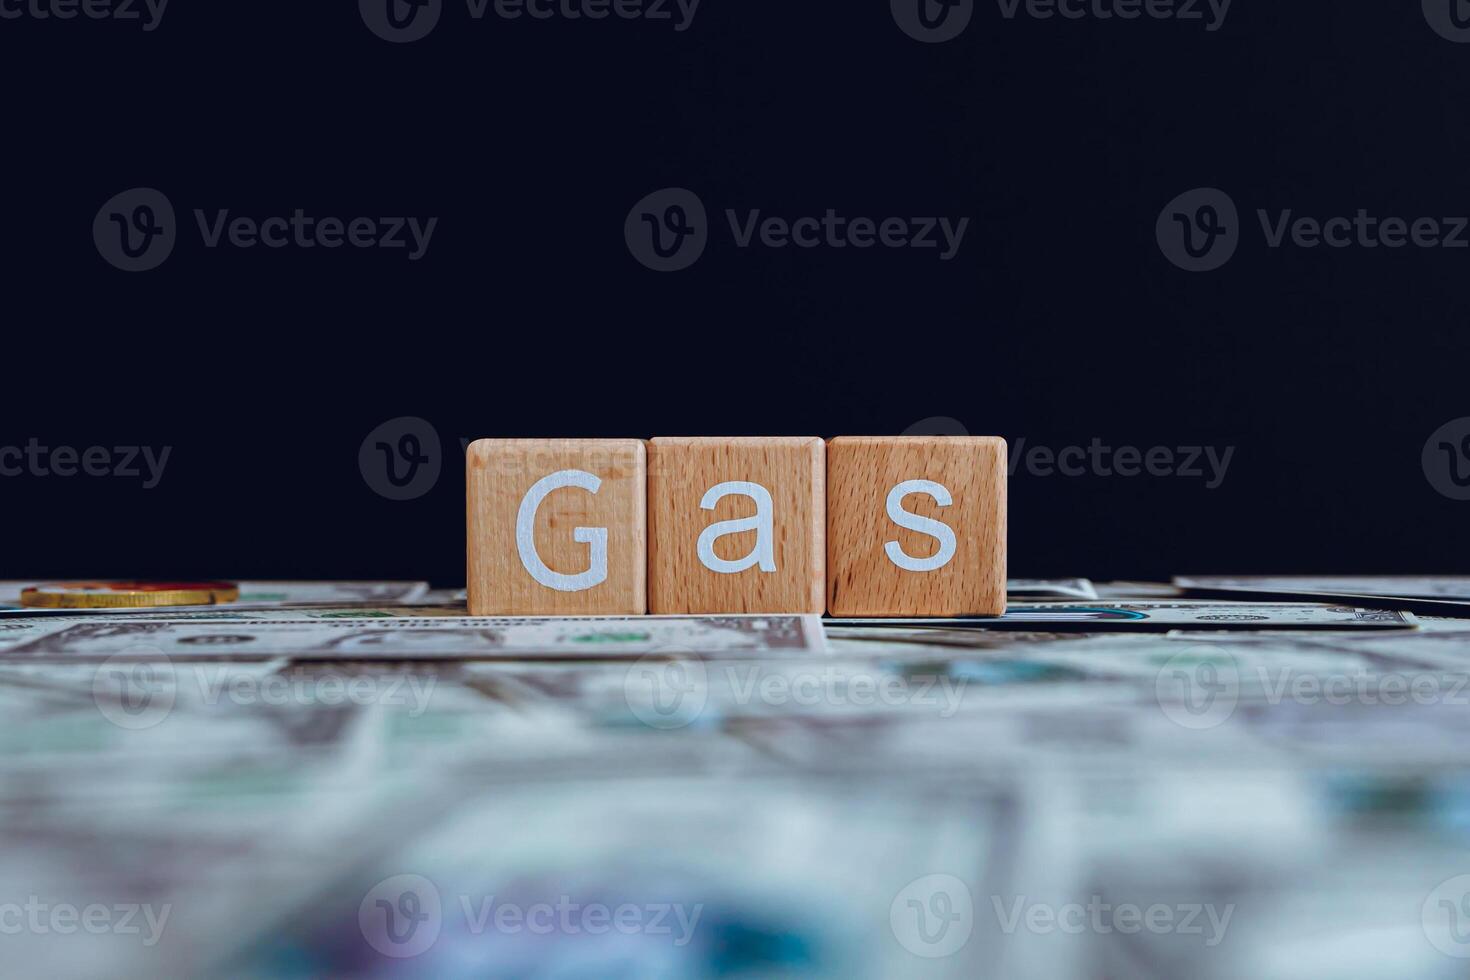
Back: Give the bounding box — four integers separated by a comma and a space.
1, 1, 1465, 585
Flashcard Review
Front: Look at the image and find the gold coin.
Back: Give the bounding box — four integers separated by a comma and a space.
19, 581, 240, 609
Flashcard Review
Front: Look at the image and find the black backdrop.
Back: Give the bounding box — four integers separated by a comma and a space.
2, 1, 1466, 585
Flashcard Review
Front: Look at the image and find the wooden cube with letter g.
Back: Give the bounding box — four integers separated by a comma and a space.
466, 439, 646, 616
826, 436, 1006, 617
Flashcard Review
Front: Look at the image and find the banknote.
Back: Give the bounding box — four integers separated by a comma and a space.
829, 602, 1417, 636
1176, 575, 1470, 599
1, 581, 1467, 980
1007, 578, 1098, 599
0, 614, 826, 661
1174, 575, 1470, 617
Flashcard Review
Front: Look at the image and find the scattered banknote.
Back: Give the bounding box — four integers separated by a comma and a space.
2, 581, 1468, 980
1006, 579, 1098, 599
0, 614, 826, 661
1174, 575, 1470, 617
829, 601, 1417, 635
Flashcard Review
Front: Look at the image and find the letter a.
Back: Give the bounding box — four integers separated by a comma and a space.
696, 481, 776, 574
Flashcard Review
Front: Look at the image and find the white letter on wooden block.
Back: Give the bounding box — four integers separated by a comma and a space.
516, 469, 608, 591
696, 481, 776, 574
884, 479, 957, 572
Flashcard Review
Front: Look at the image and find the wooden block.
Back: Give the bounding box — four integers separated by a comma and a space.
466, 439, 646, 616
826, 436, 1006, 617
647, 437, 825, 614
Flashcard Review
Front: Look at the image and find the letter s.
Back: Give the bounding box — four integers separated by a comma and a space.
884, 479, 957, 572
515, 469, 608, 592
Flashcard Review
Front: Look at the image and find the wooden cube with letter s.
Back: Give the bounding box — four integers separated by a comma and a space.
825, 436, 1007, 617
466, 439, 647, 616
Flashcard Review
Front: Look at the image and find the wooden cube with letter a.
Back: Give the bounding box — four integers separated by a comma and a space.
826, 436, 1006, 617
466, 439, 646, 616
647, 437, 825, 614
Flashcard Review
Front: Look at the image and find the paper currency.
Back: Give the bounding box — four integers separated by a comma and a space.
830, 601, 1417, 634
0, 580, 1466, 980
0, 614, 826, 661
1174, 575, 1470, 617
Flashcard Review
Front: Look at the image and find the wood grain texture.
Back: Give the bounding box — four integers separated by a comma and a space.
466, 439, 645, 616
647, 437, 825, 614
826, 436, 1006, 617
